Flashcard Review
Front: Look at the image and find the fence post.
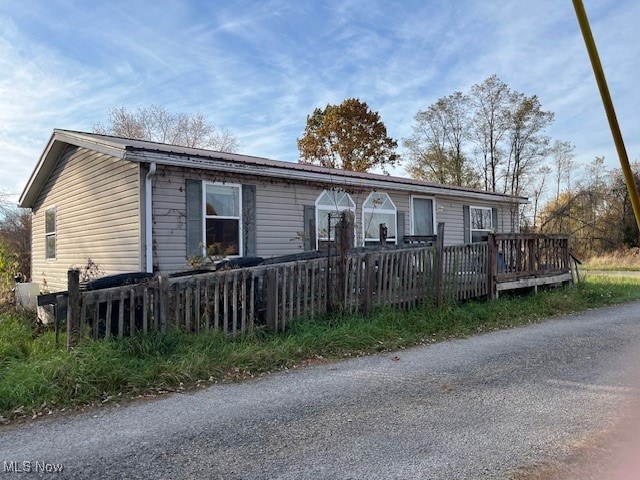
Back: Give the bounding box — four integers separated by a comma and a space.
55, 294, 66, 349
266, 268, 278, 331
158, 275, 169, 333
487, 234, 498, 300
528, 237, 536, 273
434, 222, 445, 307
363, 252, 376, 314
563, 238, 571, 271
66, 268, 81, 350
379, 223, 388, 246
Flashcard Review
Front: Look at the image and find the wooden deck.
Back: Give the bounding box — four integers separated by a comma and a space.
490, 234, 572, 297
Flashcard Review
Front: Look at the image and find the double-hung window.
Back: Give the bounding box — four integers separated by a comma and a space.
315, 190, 355, 249
363, 192, 396, 245
45, 206, 56, 260
470, 206, 493, 243
204, 183, 242, 256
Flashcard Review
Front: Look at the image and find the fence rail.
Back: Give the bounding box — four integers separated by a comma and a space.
63, 232, 572, 345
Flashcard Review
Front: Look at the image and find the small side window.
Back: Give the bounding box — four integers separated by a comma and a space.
45, 206, 56, 259
469, 206, 492, 243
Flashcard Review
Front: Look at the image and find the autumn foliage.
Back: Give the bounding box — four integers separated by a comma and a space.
297, 98, 399, 173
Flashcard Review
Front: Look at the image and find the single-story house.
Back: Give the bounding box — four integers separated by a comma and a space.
19, 130, 527, 292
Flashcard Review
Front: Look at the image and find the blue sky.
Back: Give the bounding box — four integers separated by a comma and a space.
1, 0, 638, 203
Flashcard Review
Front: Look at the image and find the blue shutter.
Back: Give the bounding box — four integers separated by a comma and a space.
396, 211, 405, 245
303, 205, 316, 251
242, 185, 257, 256
492, 207, 499, 233
185, 179, 202, 258
463, 205, 470, 244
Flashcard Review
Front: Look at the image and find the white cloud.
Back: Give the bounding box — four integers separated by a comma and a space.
1, 0, 639, 205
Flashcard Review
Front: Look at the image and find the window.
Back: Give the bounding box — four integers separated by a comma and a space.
315, 190, 355, 249
204, 183, 242, 256
470, 206, 493, 243
45, 206, 56, 260
363, 192, 396, 245
411, 197, 435, 235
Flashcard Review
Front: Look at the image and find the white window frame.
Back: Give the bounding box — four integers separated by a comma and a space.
203, 182, 243, 258
44, 205, 56, 260
362, 192, 397, 245
315, 189, 356, 249
410, 196, 436, 235
469, 205, 493, 243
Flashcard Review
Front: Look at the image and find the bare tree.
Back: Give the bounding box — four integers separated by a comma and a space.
469, 75, 511, 193
530, 165, 552, 230
550, 140, 576, 200
94, 105, 241, 152
503, 93, 553, 197
404, 92, 480, 187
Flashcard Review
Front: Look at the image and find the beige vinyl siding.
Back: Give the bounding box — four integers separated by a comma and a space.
153, 166, 325, 271
153, 166, 392, 271
254, 183, 314, 256
31, 146, 141, 292
409, 196, 518, 245
435, 197, 469, 245
152, 165, 519, 272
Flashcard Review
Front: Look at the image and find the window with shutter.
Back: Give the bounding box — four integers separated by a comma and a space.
469, 205, 493, 243
204, 182, 243, 256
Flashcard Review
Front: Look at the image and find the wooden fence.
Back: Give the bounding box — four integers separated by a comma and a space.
64, 233, 570, 346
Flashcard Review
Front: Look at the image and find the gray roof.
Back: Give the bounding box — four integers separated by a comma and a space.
19, 129, 528, 208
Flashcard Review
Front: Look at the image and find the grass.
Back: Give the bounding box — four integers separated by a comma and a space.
582, 247, 640, 271
1, 274, 640, 423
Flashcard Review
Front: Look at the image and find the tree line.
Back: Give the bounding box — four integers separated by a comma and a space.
295, 77, 638, 256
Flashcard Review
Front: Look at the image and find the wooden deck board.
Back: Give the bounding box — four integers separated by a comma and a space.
497, 272, 573, 292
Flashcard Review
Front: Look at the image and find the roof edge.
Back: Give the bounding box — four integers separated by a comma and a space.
19, 130, 128, 208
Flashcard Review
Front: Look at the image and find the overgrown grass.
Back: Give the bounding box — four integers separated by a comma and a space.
582, 247, 640, 271
2, 275, 640, 422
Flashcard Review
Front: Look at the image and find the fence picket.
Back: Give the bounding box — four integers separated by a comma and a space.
143, 287, 149, 334
195, 280, 201, 334
232, 272, 238, 336
223, 274, 229, 333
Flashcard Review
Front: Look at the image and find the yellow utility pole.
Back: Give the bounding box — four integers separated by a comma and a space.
572, 0, 640, 232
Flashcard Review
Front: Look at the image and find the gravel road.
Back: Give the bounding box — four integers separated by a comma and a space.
1, 301, 639, 479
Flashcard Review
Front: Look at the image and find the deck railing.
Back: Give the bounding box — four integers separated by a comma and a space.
492, 234, 570, 281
